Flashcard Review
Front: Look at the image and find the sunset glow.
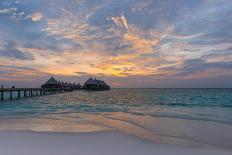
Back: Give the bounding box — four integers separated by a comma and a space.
0, 0, 232, 88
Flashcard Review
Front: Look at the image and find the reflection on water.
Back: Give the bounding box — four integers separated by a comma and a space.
0, 89, 232, 148
0, 89, 232, 123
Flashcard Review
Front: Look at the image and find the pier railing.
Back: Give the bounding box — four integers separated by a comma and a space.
0, 88, 74, 101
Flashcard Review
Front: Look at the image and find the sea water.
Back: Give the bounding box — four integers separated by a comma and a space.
0, 89, 232, 149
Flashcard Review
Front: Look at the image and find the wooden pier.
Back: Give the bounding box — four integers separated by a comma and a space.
0, 88, 74, 101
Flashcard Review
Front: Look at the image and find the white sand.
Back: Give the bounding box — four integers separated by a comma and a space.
1, 112, 232, 150
0, 131, 231, 155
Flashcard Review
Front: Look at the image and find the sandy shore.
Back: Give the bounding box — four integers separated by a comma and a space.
1, 112, 232, 149
0, 131, 231, 155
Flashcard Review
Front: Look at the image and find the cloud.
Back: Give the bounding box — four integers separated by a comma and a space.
0, 7, 24, 21
108, 13, 174, 55
27, 12, 43, 21
41, 8, 93, 46
0, 48, 33, 60
96, 14, 175, 77
179, 68, 232, 80
0, 0, 232, 87
0, 6, 42, 22
0, 41, 34, 60
0, 64, 46, 83
0, 7, 17, 14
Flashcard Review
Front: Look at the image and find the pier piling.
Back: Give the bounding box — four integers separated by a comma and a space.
24, 91, 27, 97
18, 91, 20, 99
1, 91, 3, 101
10, 91, 13, 100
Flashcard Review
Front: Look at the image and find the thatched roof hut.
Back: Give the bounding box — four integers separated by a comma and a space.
83, 77, 110, 90
42, 76, 62, 88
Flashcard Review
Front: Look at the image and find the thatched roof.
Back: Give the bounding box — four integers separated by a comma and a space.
85, 77, 98, 85
85, 77, 108, 86
45, 76, 60, 85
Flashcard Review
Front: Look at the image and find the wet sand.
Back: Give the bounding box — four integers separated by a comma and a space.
0, 130, 231, 155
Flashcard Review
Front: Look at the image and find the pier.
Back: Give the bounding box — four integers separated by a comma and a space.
0, 76, 110, 102
0, 88, 73, 101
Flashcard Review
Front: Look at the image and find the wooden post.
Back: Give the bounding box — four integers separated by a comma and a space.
10, 91, 13, 100
18, 91, 20, 99
24, 91, 27, 97
1, 91, 3, 101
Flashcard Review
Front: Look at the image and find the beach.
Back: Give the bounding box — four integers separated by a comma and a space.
0, 89, 232, 154
0, 111, 232, 155
0, 130, 231, 155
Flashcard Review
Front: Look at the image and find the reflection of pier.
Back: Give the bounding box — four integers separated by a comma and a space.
0, 88, 73, 101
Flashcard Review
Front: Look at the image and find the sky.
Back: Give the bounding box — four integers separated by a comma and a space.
0, 0, 232, 88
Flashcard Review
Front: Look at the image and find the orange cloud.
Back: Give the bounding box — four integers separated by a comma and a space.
29, 12, 43, 21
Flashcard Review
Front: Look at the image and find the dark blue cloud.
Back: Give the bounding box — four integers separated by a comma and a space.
0, 41, 34, 60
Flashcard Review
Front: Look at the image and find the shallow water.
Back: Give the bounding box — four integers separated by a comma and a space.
1, 89, 232, 123
0, 89, 232, 149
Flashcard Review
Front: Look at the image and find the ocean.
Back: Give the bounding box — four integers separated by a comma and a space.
0, 89, 232, 149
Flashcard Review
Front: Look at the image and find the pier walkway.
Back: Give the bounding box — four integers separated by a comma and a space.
0, 88, 74, 101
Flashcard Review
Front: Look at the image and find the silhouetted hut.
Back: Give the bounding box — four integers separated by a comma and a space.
72, 83, 81, 89
41, 76, 62, 88
83, 77, 110, 91
76, 83, 81, 89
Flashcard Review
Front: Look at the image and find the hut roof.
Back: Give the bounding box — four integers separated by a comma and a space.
85, 77, 98, 85
45, 76, 60, 85
99, 80, 107, 86
85, 77, 108, 86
